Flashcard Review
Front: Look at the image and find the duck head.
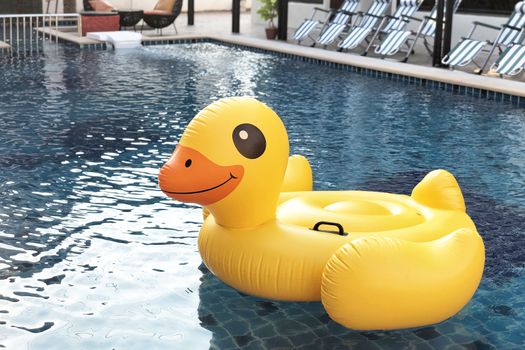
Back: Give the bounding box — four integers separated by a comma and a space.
159, 97, 289, 228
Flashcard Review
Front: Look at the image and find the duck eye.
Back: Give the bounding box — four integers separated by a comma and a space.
232, 123, 266, 159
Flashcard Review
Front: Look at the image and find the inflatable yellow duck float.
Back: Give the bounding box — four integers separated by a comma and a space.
159, 97, 485, 330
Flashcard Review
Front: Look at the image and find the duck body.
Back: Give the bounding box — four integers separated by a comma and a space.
159, 97, 485, 330
199, 177, 484, 330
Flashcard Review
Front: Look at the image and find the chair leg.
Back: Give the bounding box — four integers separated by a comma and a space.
423, 37, 433, 56
479, 31, 504, 74
365, 30, 380, 55
141, 22, 144, 33
173, 22, 178, 34
404, 30, 421, 62
365, 18, 385, 56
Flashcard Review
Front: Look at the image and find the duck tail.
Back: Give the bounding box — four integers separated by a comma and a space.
281, 155, 313, 192
411, 170, 466, 212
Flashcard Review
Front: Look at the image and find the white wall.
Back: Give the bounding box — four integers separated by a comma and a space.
441, 13, 506, 44
252, 0, 333, 27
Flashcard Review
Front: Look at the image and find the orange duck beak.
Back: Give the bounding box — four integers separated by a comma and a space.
158, 145, 244, 206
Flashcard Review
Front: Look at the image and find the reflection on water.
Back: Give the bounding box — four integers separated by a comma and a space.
0, 43, 524, 349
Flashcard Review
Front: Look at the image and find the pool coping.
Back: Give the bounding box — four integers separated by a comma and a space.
37, 28, 525, 106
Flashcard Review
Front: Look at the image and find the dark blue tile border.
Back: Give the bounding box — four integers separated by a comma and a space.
76, 36, 525, 108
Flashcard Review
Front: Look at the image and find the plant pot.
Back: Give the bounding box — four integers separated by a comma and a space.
265, 27, 278, 40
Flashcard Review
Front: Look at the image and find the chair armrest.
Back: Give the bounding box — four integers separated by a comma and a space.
384, 14, 409, 24
366, 13, 384, 19
402, 15, 422, 22
502, 23, 522, 31
340, 10, 360, 16
313, 7, 330, 13
472, 21, 501, 31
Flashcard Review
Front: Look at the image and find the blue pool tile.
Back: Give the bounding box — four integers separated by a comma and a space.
414, 327, 442, 340
466, 337, 499, 350
222, 319, 250, 335
264, 335, 294, 348
253, 323, 277, 338
480, 90, 488, 99
212, 336, 238, 350
233, 332, 256, 347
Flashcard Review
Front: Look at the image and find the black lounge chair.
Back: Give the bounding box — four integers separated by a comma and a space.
142, 0, 183, 35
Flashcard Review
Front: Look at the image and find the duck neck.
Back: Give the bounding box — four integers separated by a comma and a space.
206, 184, 281, 229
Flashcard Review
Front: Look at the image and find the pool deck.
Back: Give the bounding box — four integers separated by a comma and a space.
38, 11, 525, 98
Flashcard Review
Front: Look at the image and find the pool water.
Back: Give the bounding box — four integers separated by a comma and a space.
1, 43, 525, 349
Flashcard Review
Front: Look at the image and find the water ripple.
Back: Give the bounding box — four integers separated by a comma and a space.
0, 43, 524, 349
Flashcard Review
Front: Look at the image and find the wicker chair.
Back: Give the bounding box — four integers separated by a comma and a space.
142, 0, 183, 35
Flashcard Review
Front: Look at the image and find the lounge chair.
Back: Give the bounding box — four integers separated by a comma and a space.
374, 0, 462, 61
337, 0, 392, 51
318, 0, 391, 48
362, 0, 422, 55
314, 4, 363, 47
490, 39, 525, 76
142, 0, 183, 35
293, 0, 361, 45
442, 1, 525, 72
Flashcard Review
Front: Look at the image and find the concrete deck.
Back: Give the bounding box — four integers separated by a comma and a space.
38, 11, 525, 97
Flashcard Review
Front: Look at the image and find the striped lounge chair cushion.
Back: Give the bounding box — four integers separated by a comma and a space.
420, 0, 462, 37
292, 0, 360, 43
338, 26, 373, 49
337, 0, 390, 49
341, 0, 360, 12
293, 20, 319, 41
332, 12, 351, 25
375, 29, 411, 55
317, 23, 347, 45
420, 11, 437, 37
441, 39, 487, 67
493, 44, 525, 76
358, 0, 391, 29
498, 1, 525, 46
383, 0, 420, 32
331, 0, 360, 23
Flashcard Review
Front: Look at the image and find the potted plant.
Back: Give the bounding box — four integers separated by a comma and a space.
257, 0, 278, 39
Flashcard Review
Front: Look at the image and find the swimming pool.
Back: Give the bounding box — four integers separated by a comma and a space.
1, 42, 524, 349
